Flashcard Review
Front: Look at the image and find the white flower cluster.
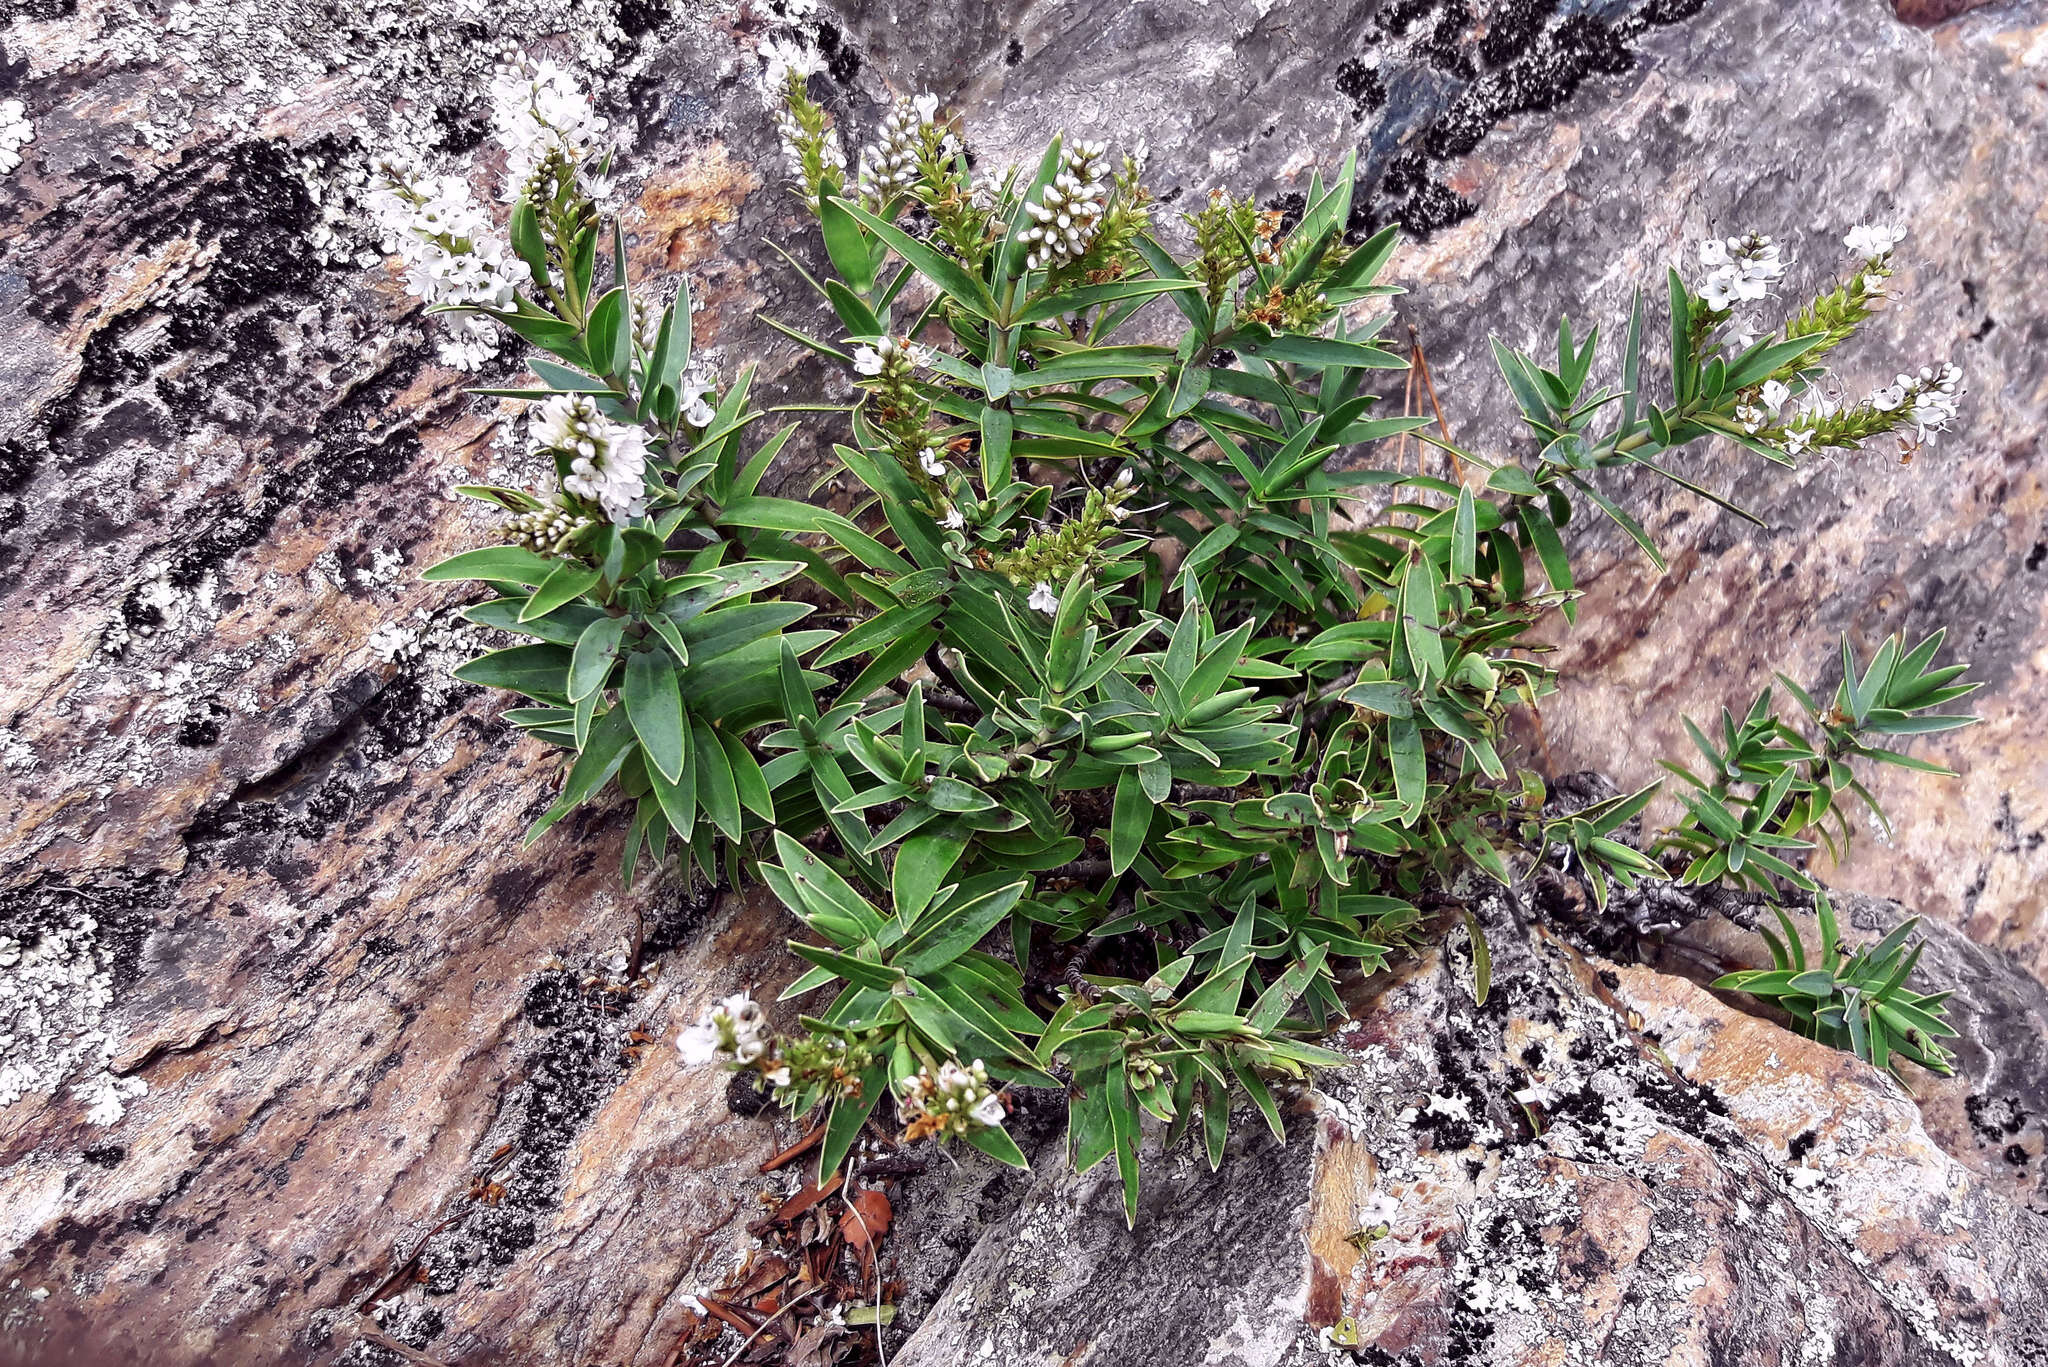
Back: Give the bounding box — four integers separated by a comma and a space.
899, 1058, 1005, 1128
1698, 232, 1786, 311
759, 34, 826, 95
1871, 362, 1965, 445
1021, 140, 1110, 272
1735, 378, 1796, 436
1844, 222, 1907, 260
0, 99, 35, 176
773, 102, 848, 192
366, 157, 531, 371
531, 393, 652, 523
489, 57, 610, 193
676, 993, 768, 1065
500, 505, 595, 556
851, 333, 932, 377
856, 93, 950, 203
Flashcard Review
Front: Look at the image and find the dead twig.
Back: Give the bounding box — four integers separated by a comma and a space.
715, 1284, 827, 1367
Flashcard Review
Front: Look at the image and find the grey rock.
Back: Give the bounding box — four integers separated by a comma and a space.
0, 0, 2045, 1363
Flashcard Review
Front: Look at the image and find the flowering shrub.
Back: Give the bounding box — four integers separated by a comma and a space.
398, 67, 1974, 1223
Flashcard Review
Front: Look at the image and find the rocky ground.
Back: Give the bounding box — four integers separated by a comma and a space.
1, 0, 2045, 1363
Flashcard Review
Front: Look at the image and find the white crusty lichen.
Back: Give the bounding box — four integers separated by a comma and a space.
0, 99, 32, 175
0, 905, 146, 1126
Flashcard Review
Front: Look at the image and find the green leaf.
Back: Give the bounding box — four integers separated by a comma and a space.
1398, 553, 1446, 685
1106, 1057, 1142, 1227
833, 197, 998, 319
692, 719, 741, 840
623, 649, 687, 782
569, 615, 626, 702
509, 199, 550, 286
454, 643, 573, 697
521, 562, 602, 622
894, 880, 1028, 975
1110, 769, 1148, 877
1461, 909, 1491, 1007
1388, 715, 1426, 822
525, 705, 636, 844
790, 941, 904, 993
893, 831, 967, 922
423, 545, 563, 586
720, 729, 775, 822
980, 406, 1014, 490
962, 1123, 1030, 1169
1011, 278, 1199, 325
817, 194, 876, 293
819, 1063, 889, 1176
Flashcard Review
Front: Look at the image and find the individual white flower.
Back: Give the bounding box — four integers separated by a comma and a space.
1862, 273, 1889, 299
676, 1020, 722, 1064
1734, 401, 1767, 436
1844, 223, 1906, 258
1782, 426, 1815, 457
1698, 237, 1731, 269
1114, 467, 1135, 488
918, 449, 946, 478
1759, 380, 1791, 414
1699, 271, 1741, 312
1028, 582, 1059, 614
940, 505, 965, 531
765, 1065, 791, 1087
852, 344, 885, 376
970, 1092, 1006, 1126
912, 92, 940, 123
680, 372, 718, 428
677, 993, 767, 1065
1868, 382, 1907, 413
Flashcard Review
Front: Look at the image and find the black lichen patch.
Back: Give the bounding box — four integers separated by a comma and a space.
175, 697, 231, 748
813, 21, 861, 86
414, 969, 634, 1294
1339, 0, 1711, 241
1334, 57, 1388, 121
1965, 1092, 2027, 1145
82, 1145, 128, 1169
637, 876, 722, 960
1005, 37, 1025, 66
183, 653, 479, 871
0, 873, 165, 998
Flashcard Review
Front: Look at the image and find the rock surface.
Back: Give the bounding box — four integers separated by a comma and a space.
1, 0, 2046, 1364
891, 890, 2048, 1367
